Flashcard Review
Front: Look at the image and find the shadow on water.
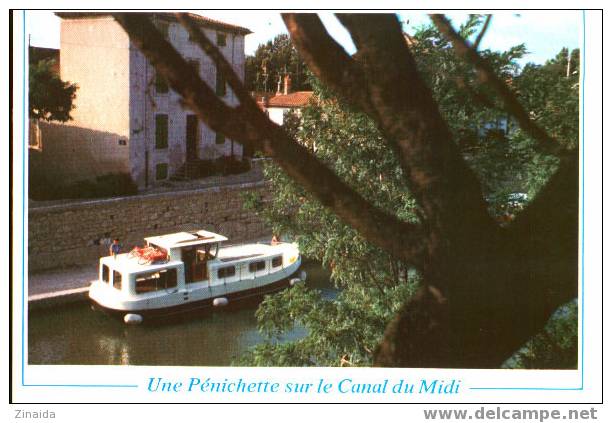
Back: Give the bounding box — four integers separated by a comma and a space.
28, 261, 334, 366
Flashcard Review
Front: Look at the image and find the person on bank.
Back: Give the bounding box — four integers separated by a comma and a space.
109, 238, 122, 257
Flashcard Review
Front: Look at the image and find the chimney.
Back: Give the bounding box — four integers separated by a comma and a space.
276, 75, 282, 94
283, 74, 292, 95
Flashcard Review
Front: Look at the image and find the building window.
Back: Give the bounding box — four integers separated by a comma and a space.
113, 270, 122, 290
215, 132, 225, 145
155, 114, 168, 149
155, 72, 169, 94
248, 261, 266, 273
156, 163, 168, 180
216, 65, 226, 96
217, 266, 236, 279
217, 33, 226, 46
188, 28, 198, 41
155, 20, 169, 39
29, 119, 42, 150
188, 59, 199, 76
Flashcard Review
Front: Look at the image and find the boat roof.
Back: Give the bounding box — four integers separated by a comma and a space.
145, 230, 228, 250
214, 242, 297, 265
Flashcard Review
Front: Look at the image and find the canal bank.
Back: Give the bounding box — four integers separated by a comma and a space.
28, 265, 95, 310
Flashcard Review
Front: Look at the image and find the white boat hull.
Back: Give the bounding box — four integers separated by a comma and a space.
89, 253, 301, 321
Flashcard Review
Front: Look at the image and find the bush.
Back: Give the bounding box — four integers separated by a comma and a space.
29, 172, 138, 201
197, 156, 251, 178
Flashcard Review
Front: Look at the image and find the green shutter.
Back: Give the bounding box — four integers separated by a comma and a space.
156, 163, 168, 180
215, 132, 225, 144
216, 66, 226, 97
155, 115, 168, 149
216, 33, 226, 47
155, 73, 168, 93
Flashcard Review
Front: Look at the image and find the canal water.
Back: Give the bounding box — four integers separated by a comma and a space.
28, 262, 334, 366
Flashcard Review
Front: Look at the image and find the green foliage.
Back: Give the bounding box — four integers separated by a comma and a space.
240, 16, 579, 367
245, 34, 311, 92
29, 59, 78, 122
194, 156, 251, 178
410, 16, 578, 217
409, 16, 526, 146
463, 47, 579, 217
240, 77, 420, 366
237, 280, 418, 367
29, 172, 138, 201
514, 48, 580, 149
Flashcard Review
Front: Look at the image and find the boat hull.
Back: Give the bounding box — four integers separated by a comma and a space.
91, 268, 301, 322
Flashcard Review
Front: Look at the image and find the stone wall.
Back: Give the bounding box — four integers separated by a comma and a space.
28, 182, 270, 272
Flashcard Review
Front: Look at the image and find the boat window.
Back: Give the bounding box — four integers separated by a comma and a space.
113, 271, 122, 290
248, 261, 266, 272
102, 265, 110, 283
135, 268, 178, 294
272, 256, 282, 268
218, 266, 236, 279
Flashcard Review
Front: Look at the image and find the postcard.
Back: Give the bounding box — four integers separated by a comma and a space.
8, 4, 605, 421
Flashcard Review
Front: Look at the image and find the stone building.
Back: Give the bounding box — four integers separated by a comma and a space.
34, 13, 251, 188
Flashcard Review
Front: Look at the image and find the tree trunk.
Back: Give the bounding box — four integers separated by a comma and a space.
375, 153, 578, 367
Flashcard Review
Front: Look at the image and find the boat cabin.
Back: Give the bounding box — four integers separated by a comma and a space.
144, 230, 227, 283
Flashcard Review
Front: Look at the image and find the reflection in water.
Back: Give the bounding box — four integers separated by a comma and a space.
28, 262, 332, 366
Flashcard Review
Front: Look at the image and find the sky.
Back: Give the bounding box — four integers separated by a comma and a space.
25, 10, 581, 66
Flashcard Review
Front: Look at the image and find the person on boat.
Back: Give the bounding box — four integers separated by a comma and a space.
203, 243, 214, 259
271, 234, 280, 245
109, 238, 122, 257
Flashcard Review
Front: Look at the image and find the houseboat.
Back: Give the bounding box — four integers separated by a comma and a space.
89, 230, 304, 324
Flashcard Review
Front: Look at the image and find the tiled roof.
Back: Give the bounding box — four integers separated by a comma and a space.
267, 91, 314, 108
55, 12, 252, 35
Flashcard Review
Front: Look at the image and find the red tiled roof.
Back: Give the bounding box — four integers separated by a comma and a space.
55, 12, 252, 35
267, 91, 314, 108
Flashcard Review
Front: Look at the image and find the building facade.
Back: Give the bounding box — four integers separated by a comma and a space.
44, 13, 251, 188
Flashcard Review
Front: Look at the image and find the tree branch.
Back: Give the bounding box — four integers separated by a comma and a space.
112, 12, 425, 265
285, 13, 497, 287
430, 14, 566, 157
175, 13, 258, 115
281, 14, 375, 116
473, 14, 492, 51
